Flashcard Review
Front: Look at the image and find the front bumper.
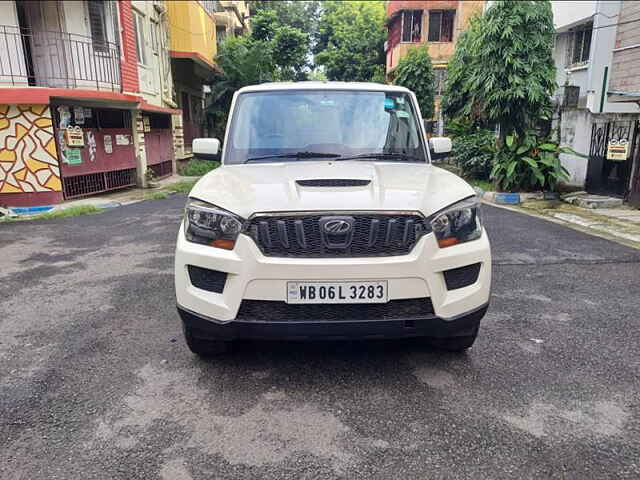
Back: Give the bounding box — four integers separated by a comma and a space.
178, 303, 488, 340
175, 224, 492, 334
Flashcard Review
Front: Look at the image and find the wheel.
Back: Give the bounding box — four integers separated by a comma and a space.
427, 327, 479, 353
183, 323, 233, 356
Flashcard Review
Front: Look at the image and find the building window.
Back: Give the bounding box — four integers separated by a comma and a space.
88, 0, 108, 52
217, 26, 227, 45
568, 24, 592, 66
133, 12, 147, 65
401, 10, 422, 43
434, 68, 447, 96
428, 10, 455, 42
150, 20, 159, 54
201, 0, 221, 17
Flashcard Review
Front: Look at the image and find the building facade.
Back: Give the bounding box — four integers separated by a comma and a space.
168, 0, 219, 159
0, 0, 180, 208
385, 1, 484, 130
607, 0, 640, 206
215, 1, 251, 44
552, 0, 640, 198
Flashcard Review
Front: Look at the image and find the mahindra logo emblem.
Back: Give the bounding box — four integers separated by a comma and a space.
323, 219, 352, 234
320, 216, 355, 249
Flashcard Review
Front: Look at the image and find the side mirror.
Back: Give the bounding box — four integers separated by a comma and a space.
193, 138, 220, 161
429, 137, 452, 162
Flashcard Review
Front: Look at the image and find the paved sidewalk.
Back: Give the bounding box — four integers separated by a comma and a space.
490, 199, 640, 249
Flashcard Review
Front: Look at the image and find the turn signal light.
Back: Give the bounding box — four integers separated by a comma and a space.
211, 239, 236, 250
437, 237, 460, 248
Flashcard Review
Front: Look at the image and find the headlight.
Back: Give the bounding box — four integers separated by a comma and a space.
184, 199, 244, 250
429, 196, 482, 248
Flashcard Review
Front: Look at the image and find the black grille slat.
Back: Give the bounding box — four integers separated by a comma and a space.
236, 298, 434, 322
296, 179, 371, 187
247, 213, 429, 258
294, 219, 307, 248
403, 219, 413, 246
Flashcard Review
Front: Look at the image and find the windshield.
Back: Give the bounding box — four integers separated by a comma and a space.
224, 90, 428, 164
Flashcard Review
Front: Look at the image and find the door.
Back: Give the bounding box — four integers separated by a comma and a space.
21, 0, 69, 87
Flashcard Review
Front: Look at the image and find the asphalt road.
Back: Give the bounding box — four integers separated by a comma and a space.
1, 195, 640, 480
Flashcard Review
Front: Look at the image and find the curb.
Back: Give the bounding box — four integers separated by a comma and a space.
481, 191, 559, 205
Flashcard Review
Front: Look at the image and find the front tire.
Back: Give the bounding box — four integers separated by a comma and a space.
183, 324, 233, 356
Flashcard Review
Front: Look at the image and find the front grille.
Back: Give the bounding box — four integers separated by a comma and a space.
296, 179, 371, 187
443, 263, 481, 290
236, 298, 434, 322
246, 213, 430, 257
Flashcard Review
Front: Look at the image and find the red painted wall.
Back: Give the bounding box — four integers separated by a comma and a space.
118, 0, 140, 93
57, 128, 136, 177
145, 130, 174, 166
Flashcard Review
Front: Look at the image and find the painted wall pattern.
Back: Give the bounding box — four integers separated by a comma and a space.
0, 104, 62, 194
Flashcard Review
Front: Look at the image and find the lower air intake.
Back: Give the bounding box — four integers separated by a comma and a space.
188, 265, 227, 293
443, 263, 481, 290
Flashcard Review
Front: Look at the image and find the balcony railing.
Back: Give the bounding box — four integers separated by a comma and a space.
0, 25, 121, 92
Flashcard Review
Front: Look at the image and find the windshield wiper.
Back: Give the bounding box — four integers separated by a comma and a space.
333, 152, 424, 162
245, 152, 341, 163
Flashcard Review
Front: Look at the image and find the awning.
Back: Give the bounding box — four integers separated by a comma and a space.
139, 102, 182, 115
0, 87, 140, 106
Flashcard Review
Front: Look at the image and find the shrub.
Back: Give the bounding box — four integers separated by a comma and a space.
452, 129, 495, 181
490, 130, 574, 192
179, 159, 220, 177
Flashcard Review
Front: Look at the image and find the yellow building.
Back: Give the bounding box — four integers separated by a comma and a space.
167, 0, 222, 157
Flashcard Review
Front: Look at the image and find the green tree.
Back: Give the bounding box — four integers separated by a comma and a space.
250, 1, 319, 80
272, 26, 310, 81
314, 1, 386, 82
393, 46, 435, 119
206, 36, 275, 137
442, 1, 556, 136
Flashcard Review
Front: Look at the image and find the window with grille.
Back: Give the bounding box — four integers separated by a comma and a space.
434, 68, 447, 96
428, 10, 455, 42
88, 0, 108, 52
401, 10, 422, 43
201, 1, 221, 16
567, 24, 592, 67
133, 12, 147, 65
150, 20, 159, 54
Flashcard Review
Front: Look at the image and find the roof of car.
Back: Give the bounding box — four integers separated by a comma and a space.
237, 81, 411, 94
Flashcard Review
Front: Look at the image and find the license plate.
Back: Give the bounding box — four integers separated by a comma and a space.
286, 281, 388, 304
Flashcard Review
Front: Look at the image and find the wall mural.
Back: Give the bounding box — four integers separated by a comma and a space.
0, 104, 62, 194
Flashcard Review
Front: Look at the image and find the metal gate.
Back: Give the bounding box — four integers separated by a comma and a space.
628, 120, 640, 207
587, 120, 637, 196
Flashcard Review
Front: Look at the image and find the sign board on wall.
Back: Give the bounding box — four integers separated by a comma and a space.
143, 116, 151, 132
66, 149, 82, 165
116, 134, 130, 146
65, 126, 84, 147
73, 106, 85, 125
104, 135, 113, 154
607, 140, 629, 161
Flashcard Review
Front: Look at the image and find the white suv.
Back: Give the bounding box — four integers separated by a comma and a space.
175, 82, 491, 355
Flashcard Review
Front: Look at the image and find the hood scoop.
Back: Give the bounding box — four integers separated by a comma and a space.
296, 179, 371, 187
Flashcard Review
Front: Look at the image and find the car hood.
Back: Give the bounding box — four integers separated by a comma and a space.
189, 161, 476, 219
